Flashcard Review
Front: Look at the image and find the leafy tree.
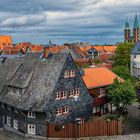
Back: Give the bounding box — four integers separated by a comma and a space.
112, 43, 134, 67
108, 79, 136, 116
112, 65, 131, 80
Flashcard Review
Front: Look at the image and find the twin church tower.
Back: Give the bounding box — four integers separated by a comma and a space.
124, 15, 139, 43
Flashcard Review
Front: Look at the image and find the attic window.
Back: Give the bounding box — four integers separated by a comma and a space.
64, 70, 76, 78
8, 86, 23, 95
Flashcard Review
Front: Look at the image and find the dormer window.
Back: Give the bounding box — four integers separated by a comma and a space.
28, 112, 35, 118
8, 86, 23, 95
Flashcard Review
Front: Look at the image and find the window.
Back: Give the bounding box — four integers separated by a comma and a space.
56, 108, 62, 115
13, 120, 18, 130
28, 112, 35, 118
75, 88, 80, 96
55, 92, 61, 100
64, 70, 76, 78
64, 70, 69, 78
78, 119, 85, 124
7, 117, 11, 126
99, 88, 105, 97
62, 106, 69, 114
28, 124, 36, 135
70, 70, 75, 77
61, 91, 67, 99
69, 90, 75, 97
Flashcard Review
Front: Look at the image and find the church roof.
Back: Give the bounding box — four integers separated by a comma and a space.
125, 18, 130, 29
133, 15, 139, 29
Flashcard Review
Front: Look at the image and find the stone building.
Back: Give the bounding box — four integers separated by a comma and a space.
0, 52, 93, 137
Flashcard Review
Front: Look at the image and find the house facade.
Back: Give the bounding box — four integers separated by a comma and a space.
0, 52, 93, 137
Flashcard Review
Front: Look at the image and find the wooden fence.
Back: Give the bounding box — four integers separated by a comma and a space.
47, 118, 122, 138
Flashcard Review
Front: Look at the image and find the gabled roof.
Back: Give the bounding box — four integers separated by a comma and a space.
132, 41, 140, 54
0, 52, 69, 111
82, 67, 122, 89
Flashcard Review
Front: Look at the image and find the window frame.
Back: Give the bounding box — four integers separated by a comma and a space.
13, 119, 18, 130
61, 91, 67, 99
27, 112, 35, 118
7, 116, 11, 126
55, 92, 61, 100
28, 124, 36, 135
56, 108, 62, 116
62, 106, 69, 114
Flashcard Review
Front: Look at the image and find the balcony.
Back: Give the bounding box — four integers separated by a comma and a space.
94, 96, 107, 106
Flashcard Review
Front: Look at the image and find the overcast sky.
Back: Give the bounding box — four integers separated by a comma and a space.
0, 0, 140, 45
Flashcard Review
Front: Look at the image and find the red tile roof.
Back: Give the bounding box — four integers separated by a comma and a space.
82, 67, 122, 89
0, 35, 13, 50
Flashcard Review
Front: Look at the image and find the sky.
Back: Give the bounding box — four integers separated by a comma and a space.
0, 0, 140, 45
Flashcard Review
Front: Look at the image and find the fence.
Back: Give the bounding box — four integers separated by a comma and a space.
47, 118, 122, 138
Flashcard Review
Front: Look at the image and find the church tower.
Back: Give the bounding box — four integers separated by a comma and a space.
133, 15, 139, 43
124, 18, 131, 43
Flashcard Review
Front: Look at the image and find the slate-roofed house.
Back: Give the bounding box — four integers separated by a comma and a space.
0, 52, 93, 137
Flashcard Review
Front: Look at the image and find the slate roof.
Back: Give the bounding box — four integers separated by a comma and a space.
0, 52, 69, 112
132, 41, 140, 54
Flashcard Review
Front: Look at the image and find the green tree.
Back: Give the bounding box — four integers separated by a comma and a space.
112, 43, 134, 67
108, 79, 136, 116
112, 65, 131, 80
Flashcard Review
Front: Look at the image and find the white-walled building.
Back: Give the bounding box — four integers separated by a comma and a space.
131, 41, 140, 78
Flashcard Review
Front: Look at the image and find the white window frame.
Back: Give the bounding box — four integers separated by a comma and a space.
55, 92, 61, 100
56, 108, 62, 116
61, 91, 67, 99
70, 70, 75, 77
13, 119, 18, 130
28, 124, 36, 135
7, 116, 11, 126
69, 90, 75, 97
28, 112, 35, 118
75, 88, 80, 96
62, 106, 69, 114
64, 70, 69, 78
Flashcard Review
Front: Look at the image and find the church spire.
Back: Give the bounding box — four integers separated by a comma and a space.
125, 18, 130, 29
133, 14, 139, 29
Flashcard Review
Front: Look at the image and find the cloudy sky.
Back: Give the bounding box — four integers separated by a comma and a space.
0, 0, 140, 45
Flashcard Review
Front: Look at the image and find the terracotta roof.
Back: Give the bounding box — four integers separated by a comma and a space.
0, 35, 13, 50
44, 46, 67, 58
2, 47, 22, 55
82, 67, 122, 89
79, 46, 93, 52
103, 46, 117, 53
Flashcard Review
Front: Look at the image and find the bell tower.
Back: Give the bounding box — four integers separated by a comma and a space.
133, 14, 139, 43
124, 18, 131, 43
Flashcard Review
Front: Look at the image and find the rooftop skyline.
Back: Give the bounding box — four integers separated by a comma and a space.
0, 0, 140, 45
